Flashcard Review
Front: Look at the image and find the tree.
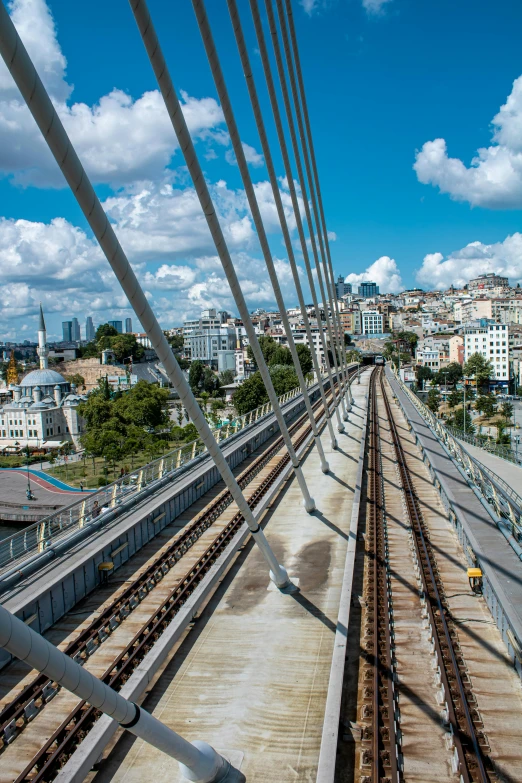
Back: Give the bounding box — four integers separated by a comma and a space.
166, 333, 184, 353
269, 365, 299, 395
427, 388, 441, 413
189, 360, 205, 394
64, 373, 85, 387
450, 407, 474, 433
346, 349, 361, 364
219, 369, 235, 386
268, 346, 293, 367
110, 334, 145, 363
434, 362, 463, 386
247, 335, 278, 367
475, 394, 496, 418
295, 344, 313, 375
496, 420, 511, 445
396, 331, 419, 352
232, 373, 268, 415
463, 353, 493, 391
501, 401, 514, 422
447, 389, 463, 409
201, 367, 220, 395
114, 380, 169, 430
416, 366, 433, 385
96, 323, 119, 340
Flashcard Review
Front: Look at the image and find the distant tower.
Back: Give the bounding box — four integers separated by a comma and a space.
6, 352, 18, 386
38, 304, 49, 370
71, 317, 81, 342
85, 316, 95, 342
125, 317, 132, 334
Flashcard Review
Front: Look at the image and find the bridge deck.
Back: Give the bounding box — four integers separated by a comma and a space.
456, 437, 522, 495
388, 369, 522, 650
89, 374, 370, 783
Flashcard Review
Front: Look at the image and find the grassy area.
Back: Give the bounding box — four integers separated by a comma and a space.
47, 441, 186, 489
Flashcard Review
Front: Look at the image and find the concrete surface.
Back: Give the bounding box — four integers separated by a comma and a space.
456, 438, 522, 495
91, 373, 371, 783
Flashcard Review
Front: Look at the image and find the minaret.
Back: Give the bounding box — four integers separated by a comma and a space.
37, 303, 49, 370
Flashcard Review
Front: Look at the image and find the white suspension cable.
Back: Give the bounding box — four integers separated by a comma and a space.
128, 0, 316, 513
191, 0, 330, 474
264, 0, 350, 421
0, 1, 290, 589
226, 0, 339, 450
280, 0, 353, 407
249, 0, 347, 434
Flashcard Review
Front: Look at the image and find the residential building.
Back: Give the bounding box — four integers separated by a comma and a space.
358, 281, 380, 298
468, 273, 509, 293
361, 310, 384, 335
449, 335, 464, 365
463, 320, 510, 388
335, 275, 352, 299
108, 320, 123, 334
185, 327, 236, 369
125, 317, 133, 333
339, 309, 361, 335
85, 316, 95, 342
417, 350, 441, 372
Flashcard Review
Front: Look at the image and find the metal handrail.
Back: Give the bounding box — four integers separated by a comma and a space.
391, 370, 522, 547
444, 423, 521, 466
0, 369, 349, 575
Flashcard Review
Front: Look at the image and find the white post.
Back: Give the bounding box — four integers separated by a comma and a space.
0, 4, 290, 589
0, 605, 229, 783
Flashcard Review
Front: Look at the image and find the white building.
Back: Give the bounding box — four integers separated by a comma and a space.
463, 321, 510, 387
362, 310, 384, 335
185, 327, 236, 369
0, 306, 87, 451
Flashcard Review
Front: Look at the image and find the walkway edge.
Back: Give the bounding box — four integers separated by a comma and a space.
316, 373, 371, 783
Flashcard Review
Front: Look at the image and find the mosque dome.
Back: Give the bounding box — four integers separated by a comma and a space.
21, 369, 68, 387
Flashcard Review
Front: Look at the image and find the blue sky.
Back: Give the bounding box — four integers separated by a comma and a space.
2, 0, 522, 340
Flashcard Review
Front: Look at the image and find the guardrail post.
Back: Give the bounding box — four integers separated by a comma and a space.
78, 501, 86, 529
37, 522, 45, 553
191, 441, 197, 460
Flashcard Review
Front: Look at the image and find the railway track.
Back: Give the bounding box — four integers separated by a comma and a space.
0, 374, 352, 783
358, 368, 493, 783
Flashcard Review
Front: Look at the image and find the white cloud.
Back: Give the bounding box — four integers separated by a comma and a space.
344, 256, 403, 293
0, 0, 226, 187
414, 75, 522, 209
416, 233, 522, 290
300, 0, 391, 15
225, 142, 264, 169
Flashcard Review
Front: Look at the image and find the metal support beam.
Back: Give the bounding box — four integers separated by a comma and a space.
0, 1, 290, 589
128, 0, 316, 513
0, 605, 230, 783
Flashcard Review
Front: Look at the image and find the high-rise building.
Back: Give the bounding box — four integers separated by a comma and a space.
336, 275, 352, 299
71, 317, 81, 342
125, 317, 133, 334
85, 316, 95, 342
62, 321, 72, 342
358, 281, 380, 298
108, 320, 123, 334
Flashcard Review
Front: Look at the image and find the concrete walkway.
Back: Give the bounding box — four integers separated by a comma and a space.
93, 375, 371, 783
456, 439, 522, 497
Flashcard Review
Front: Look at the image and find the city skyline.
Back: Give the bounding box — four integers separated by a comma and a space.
2, 0, 522, 340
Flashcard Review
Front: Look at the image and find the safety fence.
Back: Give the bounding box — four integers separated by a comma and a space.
393, 371, 522, 547
0, 370, 347, 574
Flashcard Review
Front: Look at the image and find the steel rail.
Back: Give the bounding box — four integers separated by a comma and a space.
7, 377, 353, 783
0, 375, 351, 753
362, 369, 399, 782
380, 371, 490, 783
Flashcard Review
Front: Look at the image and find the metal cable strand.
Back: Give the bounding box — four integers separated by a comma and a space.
226, 0, 339, 450
192, 0, 329, 474
273, 0, 352, 406
128, 0, 315, 513
262, 0, 348, 427
248, 0, 346, 434
0, 0, 289, 588
282, 0, 353, 404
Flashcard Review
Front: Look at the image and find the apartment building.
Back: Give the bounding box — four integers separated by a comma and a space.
463, 321, 510, 387
362, 310, 384, 335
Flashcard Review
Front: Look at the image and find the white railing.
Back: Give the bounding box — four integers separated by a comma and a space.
392, 370, 522, 547
0, 371, 328, 575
